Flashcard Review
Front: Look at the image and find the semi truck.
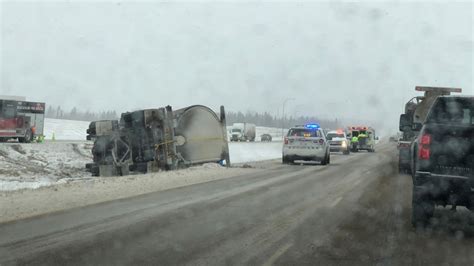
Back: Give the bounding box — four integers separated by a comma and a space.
230, 123, 256, 142
86, 105, 231, 177
0, 97, 45, 143
398, 86, 462, 173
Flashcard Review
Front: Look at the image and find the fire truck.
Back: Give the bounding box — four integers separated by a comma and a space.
346, 126, 377, 152
0, 96, 46, 143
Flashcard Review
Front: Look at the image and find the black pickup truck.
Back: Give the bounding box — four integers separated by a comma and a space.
411, 96, 474, 226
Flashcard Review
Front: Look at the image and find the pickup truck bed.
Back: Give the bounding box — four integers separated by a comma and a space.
411, 96, 474, 227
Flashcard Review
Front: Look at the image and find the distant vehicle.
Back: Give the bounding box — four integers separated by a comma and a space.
410, 96, 473, 227
0, 98, 45, 143
260, 133, 272, 142
282, 124, 330, 165
326, 130, 350, 155
230, 123, 256, 142
398, 86, 462, 173
347, 126, 377, 152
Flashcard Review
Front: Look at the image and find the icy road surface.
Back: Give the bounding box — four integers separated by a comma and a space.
2, 142, 473, 265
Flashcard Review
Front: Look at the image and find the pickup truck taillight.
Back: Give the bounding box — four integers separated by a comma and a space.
284, 137, 289, 145
418, 133, 431, 160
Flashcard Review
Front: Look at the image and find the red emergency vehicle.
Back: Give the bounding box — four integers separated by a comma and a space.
0, 98, 45, 143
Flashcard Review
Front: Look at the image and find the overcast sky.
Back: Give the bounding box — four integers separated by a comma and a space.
1, 1, 473, 131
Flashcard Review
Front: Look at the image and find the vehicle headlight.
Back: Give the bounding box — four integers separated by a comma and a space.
341, 141, 347, 147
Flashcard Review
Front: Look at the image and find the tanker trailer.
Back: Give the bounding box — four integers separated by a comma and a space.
86, 105, 230, 177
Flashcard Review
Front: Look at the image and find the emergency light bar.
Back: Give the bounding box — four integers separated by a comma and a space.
305, 123, 320, 129
415, 86, 462, 93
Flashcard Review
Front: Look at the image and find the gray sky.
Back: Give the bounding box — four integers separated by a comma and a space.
1, 1, 473, 131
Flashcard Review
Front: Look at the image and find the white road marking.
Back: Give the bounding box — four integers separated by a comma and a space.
329, 196, 343, 208
263, 242, 293, 266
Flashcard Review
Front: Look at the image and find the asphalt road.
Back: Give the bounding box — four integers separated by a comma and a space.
1, 143, 474, 265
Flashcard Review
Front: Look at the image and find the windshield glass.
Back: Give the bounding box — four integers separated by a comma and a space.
427, 98, 474, 125
326, 133, 344, 140
287, 128, 321, 137
1, 1, 473, 265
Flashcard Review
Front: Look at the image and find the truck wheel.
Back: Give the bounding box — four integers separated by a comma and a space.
411, 187, 434, 227
343, 149, 350, 155
19, 129, 33, 143
321, 153, 328, 165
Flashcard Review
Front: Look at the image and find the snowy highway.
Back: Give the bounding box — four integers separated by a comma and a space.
1, 142, 473, 265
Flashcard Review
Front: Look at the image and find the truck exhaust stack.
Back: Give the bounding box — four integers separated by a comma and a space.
86, 105, 230, 177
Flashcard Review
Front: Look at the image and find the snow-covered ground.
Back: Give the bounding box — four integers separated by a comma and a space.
44, 118, 90, 140
1, 118, 284, 191
0, 142, 93, 191
229, 142, 282, 164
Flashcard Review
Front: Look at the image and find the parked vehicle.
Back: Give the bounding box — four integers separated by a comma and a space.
230, 123, 256, 142
410, 95, 473, 227
86, 105, 230, 176
398, 86, 462, 173
260, 133, 272, 142
326, 130, 350, 155
282, 124, 330, 165
0, 97, 45, 143
346, 126, 377, 152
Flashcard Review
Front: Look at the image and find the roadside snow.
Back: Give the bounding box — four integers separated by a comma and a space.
1, 118, 283, 192
0, 164, 262, 223
229, 141, 282, 163
0, 142, 92, 191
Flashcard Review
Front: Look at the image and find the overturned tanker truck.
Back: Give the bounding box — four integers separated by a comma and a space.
86, 105, 230, 176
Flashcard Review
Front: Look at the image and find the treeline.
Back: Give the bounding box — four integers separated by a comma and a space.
45, 106, 340, 129
45, 105, 118, 121
226, 111, 341, 129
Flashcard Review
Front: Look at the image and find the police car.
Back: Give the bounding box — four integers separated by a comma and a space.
282, 124, 330, 165
326, 130, 350, 155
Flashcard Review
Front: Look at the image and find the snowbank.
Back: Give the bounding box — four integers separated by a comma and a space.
0, 142, 92, 191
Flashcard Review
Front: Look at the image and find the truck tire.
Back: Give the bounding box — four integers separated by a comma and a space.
411, 187, 434, 227
282, 156, 293, 164
19, 129, 33, 143
321, 152, 329, 165
343, 149, 350, 155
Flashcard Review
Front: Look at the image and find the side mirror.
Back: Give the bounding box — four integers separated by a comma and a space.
375, 136, 379, 140
399, 114, 412, 131
412, 123, 423, 131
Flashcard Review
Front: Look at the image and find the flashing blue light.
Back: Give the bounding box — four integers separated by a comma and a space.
305, 123, 320, 129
